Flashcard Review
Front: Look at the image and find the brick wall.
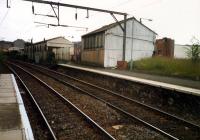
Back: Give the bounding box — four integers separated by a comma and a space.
155, 38, 174, 57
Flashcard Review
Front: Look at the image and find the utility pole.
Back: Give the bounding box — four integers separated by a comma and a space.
123, 14, 127, 61
7, 0, 11, 8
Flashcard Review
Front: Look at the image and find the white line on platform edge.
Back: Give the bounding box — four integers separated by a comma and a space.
11, 74, 34, 140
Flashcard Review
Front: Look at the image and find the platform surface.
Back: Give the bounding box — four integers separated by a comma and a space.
0, 74, 34, 140
59, 64, 200, 96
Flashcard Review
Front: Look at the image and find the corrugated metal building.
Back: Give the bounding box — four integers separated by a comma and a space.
81, 17, 157, 67
24, 36, 74, 63
72, 41, 82, 63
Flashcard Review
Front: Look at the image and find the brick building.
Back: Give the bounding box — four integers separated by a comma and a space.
155, 38, 174, 57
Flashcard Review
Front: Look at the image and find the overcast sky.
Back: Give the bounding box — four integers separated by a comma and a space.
0, 0, 199, 44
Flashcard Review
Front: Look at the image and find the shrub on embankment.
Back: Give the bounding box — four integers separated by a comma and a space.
129, 57, 200, 80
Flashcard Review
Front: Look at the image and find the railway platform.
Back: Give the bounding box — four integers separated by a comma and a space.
0, 74, 34, 140
59, 63, 200, 96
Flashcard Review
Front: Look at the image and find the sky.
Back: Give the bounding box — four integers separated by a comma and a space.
0, 0, 199, 44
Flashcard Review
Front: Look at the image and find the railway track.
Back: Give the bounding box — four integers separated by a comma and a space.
7, 63, 115, 140
7, 63, 170, 139
9, 61, 200, 139
8, 66, 56, 140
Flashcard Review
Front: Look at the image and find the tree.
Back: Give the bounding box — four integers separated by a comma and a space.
185, 37, 200, 62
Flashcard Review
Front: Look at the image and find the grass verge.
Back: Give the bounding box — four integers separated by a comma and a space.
130, 57, 200, 80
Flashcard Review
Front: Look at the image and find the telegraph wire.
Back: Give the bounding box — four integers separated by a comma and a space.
23, 0, 62, 33
0, 9, 10, 27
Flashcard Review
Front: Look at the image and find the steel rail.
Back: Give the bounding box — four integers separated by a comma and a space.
8, 62, 116, 140
11, 61, 179, 140
17, 61, 200, 129
7, 65, 57, 140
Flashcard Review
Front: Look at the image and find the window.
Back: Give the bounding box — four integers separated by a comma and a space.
86, 37, 89, 49
97, 35, 100, 48
89, 37, 92, 49
92, 36, 95, 49
95, 35, 98, 48
102, 34, 105, 48
99, 34, 103, 48
83, 33, 104, 50
84, 37, 89, 50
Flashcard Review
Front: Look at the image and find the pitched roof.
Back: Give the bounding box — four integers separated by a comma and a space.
82, 16, 157, 37
34, 36, 66, 45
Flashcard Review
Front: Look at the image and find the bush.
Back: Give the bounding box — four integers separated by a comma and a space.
130, 57, 200, 80
185, 37, 200, 62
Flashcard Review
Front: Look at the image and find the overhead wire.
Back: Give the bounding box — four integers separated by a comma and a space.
74, 0, 133, 32
40, 0, 62, 21
23, 0, 62, 33
0, 9, 10, 27
25, 0, 159, 39
33, 0, 132, 28
84, 0, 130, 19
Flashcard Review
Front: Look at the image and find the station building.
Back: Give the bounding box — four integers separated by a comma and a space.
81, 17, 157, 67
24, 36, 74, 63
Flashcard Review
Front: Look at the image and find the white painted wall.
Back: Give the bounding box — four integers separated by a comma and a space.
47, 37, 74, 61
104, 18, 156, 67
174, 44, 190, 58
